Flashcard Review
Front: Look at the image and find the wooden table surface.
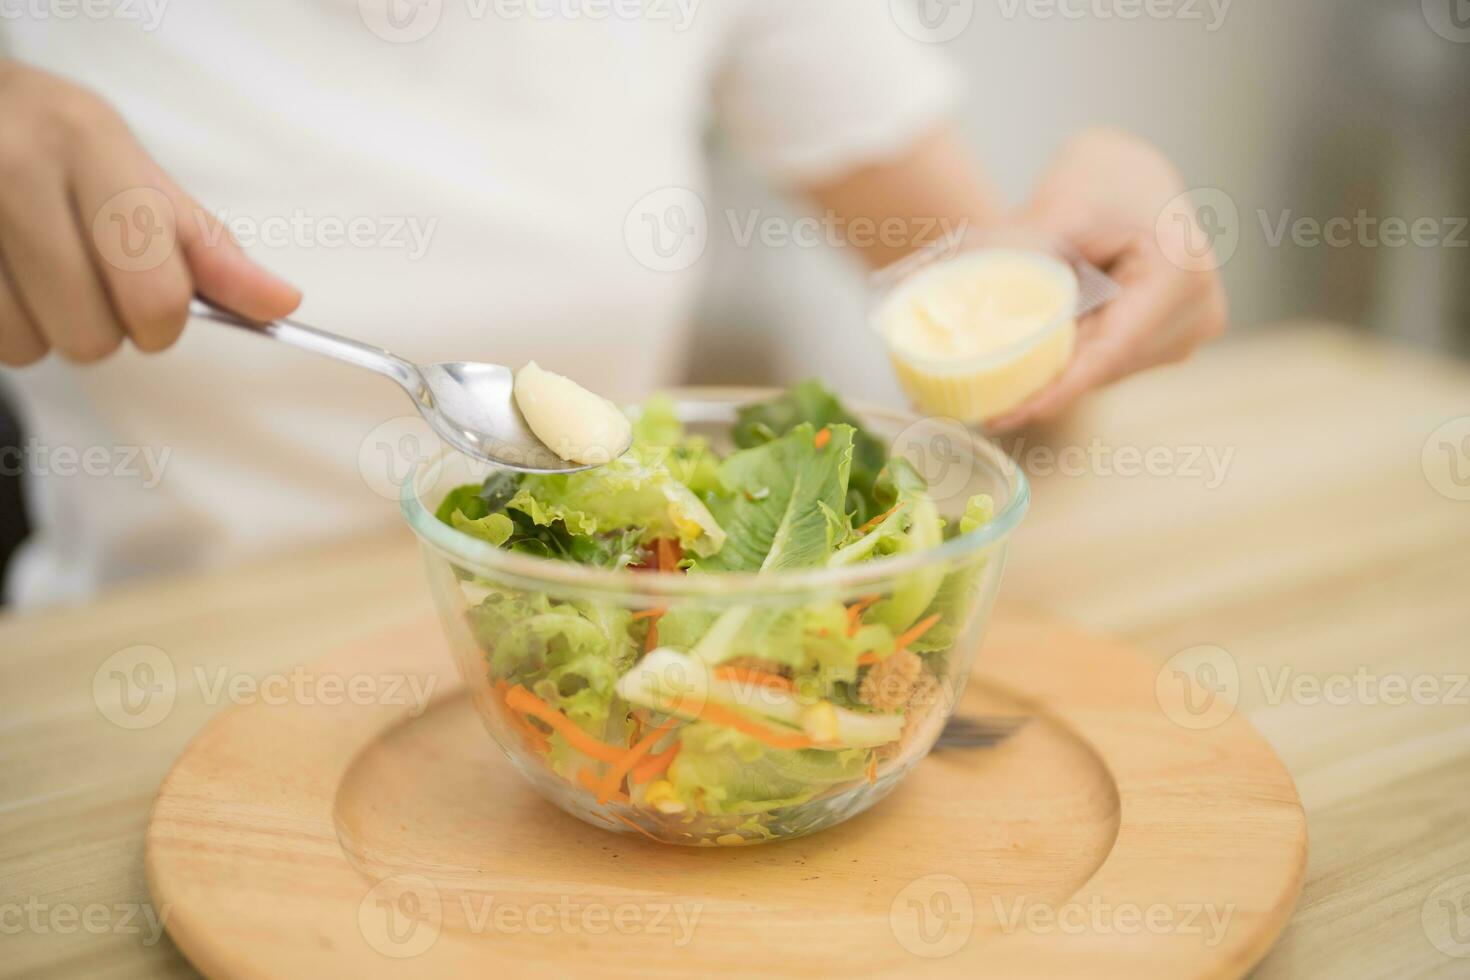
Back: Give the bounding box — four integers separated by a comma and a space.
2, 323, 1468, 979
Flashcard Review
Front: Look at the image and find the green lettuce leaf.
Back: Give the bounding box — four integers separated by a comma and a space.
631, 394, 684, 449
959, 493, 996, 535
907, 493, 999, 657
498, 510, 646, 569
660, 723, 869, 816
434, 471, 520, 524
450, 510, 515, 546
467, 586, 638, 777
699, 423, 853, 572
860, 460, 946, 633
731, 380, 888, 524
509, 454, 725, 557
632, 396, 722, 497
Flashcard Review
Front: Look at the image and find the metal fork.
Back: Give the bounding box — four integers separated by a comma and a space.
933, 714, 1031, 749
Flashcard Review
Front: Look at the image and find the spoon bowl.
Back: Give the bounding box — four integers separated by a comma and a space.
416, 361, 576, 473
190, 298, 625, 474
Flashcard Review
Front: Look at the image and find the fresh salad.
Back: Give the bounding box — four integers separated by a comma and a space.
435, 382, 998, 839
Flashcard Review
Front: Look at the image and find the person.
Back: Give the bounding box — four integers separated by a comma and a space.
0, 2, 1225, 606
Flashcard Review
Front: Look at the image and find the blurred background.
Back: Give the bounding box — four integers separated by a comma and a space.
690, 0, 1470, 389
1, 0, 1468, 597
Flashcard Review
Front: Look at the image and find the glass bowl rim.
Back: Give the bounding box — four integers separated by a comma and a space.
399, 388, 1029, 601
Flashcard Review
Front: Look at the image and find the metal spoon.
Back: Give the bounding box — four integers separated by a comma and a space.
189, 297, 626, 474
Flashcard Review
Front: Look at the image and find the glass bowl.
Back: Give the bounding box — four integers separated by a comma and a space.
401, 389, 1028, 846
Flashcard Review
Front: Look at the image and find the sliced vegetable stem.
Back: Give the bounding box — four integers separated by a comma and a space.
694, 701, 822, 750
712, 664, 794, 692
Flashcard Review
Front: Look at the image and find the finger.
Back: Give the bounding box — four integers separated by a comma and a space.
1019, 205, 1133, 269
172, 193, 301, 322
986, 284, 1160, 432
74, 147, 194, 354
0, 254, 47, 366
0, 163, 125, 363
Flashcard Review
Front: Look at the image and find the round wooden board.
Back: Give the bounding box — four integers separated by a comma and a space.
146, 606, 1306, 979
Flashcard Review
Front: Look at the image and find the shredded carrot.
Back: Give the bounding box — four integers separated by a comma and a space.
696, 701, 821, 750
577, 767, 629, 804
845, 594, 881, 636
504, 685, 625, 763
814, 427, 832, 449
613, 811, 665, 843
866, 754, 878, 784
631, 742, 681, 784
894, 613, 942, 650
713, 664, 794, 692
635, 607, 667, 653
596, 718, 679, 803
859, 504, 900, 533
510, 713, 551, 753
857, 613, 944, 665
497, 681, 551, 752
656, 538, 683, 574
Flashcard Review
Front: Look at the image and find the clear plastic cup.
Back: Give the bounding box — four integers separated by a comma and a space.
872, 230, 1089, 424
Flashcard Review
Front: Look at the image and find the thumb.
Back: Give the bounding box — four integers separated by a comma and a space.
168, 185, 302, 321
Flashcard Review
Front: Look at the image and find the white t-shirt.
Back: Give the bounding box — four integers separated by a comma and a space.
0, 0, 957, 606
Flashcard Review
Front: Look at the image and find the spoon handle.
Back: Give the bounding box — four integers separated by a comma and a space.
188, 297, 423, 395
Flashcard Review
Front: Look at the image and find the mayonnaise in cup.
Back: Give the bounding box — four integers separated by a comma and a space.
873, 247, 1079, 424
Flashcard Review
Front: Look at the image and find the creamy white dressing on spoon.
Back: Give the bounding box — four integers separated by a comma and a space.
513, 361, 633, 467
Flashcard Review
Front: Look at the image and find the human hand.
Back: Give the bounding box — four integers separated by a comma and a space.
988, 128, 1228, 431
0, 61, 301, 367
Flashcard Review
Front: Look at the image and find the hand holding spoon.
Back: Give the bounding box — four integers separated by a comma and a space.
189, 298, 630, 474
